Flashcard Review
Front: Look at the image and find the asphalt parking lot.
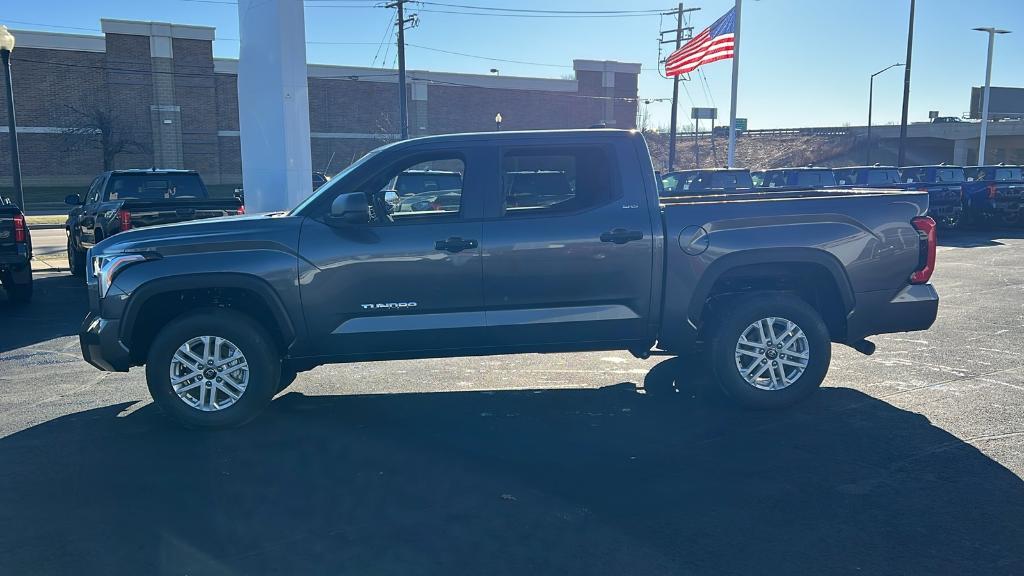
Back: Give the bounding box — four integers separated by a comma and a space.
1, 229, 1023, 575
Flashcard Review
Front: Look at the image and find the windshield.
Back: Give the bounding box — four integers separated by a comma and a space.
105, 174, 208, 200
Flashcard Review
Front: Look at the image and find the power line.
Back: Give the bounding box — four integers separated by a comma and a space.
413, 2, 670, 15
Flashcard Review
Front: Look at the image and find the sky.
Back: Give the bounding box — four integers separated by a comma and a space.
4, 0, 1023, 130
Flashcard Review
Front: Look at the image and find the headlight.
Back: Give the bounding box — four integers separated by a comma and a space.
92, 253, 148, 298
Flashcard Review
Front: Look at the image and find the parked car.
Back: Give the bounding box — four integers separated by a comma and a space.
758, 167, 838, 188
661, 169, 754, 196
0, 197, 32, 304
899, 165, 967, 228
65, 170, 244, 276
833, 166, 904, 187
931, 116, 962, 124
962, 165, 1024, 227
79, 129, 938, 428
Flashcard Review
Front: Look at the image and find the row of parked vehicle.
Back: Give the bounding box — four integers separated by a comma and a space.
660, 163, 1024, 229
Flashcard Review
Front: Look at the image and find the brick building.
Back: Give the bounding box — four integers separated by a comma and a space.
0, 19, 641, 187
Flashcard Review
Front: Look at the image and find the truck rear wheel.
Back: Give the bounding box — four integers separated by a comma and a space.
709, 293, 831, 409
145, 309, 280, 428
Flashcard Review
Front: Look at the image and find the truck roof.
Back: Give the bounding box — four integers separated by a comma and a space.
375, 128, 640, 150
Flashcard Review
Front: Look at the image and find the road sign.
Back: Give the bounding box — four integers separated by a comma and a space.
691, 107, 717, 120
734, 117, 748, 131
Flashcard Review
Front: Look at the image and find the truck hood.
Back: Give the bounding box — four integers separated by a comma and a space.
93, 212, 302, 257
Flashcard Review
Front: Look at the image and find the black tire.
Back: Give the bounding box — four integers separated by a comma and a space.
3, 272, 33, 304
146, 309, 281, 429
68, 237, 85, 277
709, 293, 831, 409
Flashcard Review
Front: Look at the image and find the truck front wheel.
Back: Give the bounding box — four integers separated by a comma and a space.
145, 309, 281, 428
709, 293, 831, 409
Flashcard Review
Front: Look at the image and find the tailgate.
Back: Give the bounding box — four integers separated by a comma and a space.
121, 199, 243, 228
0, 211, 17, 253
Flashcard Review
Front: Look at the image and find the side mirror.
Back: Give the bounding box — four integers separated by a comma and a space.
384, 190, 400, 207
65, 194, 82, 206
328, 192, 369, 225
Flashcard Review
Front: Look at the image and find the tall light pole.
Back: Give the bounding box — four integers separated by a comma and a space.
973, 27, 1011, 165
0, 25, 24, 211
867, 62, 903, 164
896, 0, 915, 167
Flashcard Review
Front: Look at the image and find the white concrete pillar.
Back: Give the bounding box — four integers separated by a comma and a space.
236, 0, 313, 213
953, 139, 969, 166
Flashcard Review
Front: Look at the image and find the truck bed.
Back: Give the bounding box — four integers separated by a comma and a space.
656, 186, 931, 351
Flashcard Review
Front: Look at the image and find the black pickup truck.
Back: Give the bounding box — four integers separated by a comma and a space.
0, 197, 32, 304
899, 165, 966, 228
757, 167, 838, 189
65, 170, 243, 276
79, 130, 939, 428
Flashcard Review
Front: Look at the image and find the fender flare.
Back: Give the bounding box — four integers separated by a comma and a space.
119, 272, 297, 349
687, 247, 856, 326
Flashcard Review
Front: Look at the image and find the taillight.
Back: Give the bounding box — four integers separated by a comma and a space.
117, 209, 132, 231
910, 216, 936, 284
238, 205, 246, 215
13, 213, 26, 243
987, 184, 998, 200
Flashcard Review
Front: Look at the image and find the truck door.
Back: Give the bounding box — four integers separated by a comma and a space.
297, 147, 488, 357
481, 143, 654, 348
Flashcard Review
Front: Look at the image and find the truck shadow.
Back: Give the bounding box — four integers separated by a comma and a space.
0, 274, 84, 353
1, 359, 1022, 575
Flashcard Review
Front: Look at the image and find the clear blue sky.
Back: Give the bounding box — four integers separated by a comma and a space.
5, 0, 1023, 129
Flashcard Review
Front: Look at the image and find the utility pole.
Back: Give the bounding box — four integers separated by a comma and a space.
387, 0, 416, 140
660, 3, 698, 171
897, 0, 915, 167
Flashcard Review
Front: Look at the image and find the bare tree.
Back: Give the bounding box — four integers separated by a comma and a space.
59, 106, 149, 171
637, 100, 654, 133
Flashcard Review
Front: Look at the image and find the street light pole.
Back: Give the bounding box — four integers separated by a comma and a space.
973, 27, 1011, 165
867, 62, 903, 165
0, 26, 24, 211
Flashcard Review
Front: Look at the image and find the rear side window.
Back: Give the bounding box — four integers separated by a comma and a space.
500, 146, 617, 214
994, 168, 1023, 181
106, 174, 208, 200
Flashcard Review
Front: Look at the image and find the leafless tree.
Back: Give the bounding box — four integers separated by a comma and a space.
59, 106, 149, 171
637, 100, 654, 133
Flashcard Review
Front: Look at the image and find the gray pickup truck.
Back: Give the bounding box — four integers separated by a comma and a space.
79, 130, 939, 428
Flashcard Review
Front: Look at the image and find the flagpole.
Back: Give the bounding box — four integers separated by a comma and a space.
726, 0, 742, 168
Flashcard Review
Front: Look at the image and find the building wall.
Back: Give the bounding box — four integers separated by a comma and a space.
0, 20, 641, 189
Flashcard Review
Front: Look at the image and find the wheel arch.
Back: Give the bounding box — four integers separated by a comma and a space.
120, 273, 297, 364
687, 248, 855, 344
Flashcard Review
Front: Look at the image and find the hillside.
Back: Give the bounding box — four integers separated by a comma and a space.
644, 132, 869, 171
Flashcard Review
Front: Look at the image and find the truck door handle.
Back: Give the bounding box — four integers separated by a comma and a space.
434, 237, 478, 253
600, 228, 644, 244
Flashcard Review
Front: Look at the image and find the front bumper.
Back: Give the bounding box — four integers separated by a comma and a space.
845, 284, 939, 343
80, 312, 131, 372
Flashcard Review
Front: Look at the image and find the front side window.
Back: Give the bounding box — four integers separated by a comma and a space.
935, 169, 965, 183
500, 146, 616, 215
381, 157, 465, 219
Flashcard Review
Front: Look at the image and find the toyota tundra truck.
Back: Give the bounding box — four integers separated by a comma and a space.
79, 130, 939, 428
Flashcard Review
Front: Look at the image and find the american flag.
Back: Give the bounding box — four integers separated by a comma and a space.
665, 7, 736, 77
